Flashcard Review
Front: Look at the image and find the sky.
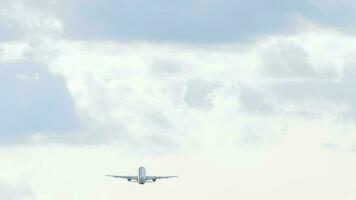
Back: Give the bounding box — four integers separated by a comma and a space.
0, 0, 356, 199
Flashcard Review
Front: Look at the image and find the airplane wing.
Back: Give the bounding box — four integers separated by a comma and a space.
106, 175, 138, 181
145, 176, 178, 181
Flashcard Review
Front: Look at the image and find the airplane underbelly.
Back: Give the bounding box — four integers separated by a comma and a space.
138, 167, 146, 184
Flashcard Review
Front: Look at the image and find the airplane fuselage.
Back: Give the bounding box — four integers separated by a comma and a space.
138, 167, 146, 184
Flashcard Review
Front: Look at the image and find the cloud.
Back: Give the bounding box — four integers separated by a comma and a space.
1, 0, 356, 44
50, 0, 307, 42
0, 0, 62, 42
268, 64, 356, 118
261, 42, 319, 78
238, 85, 273, 114
50, 0, 356, 43
42, 29, 356, 150
0, 62, 80, 143
0, 2, 355, 199
307, 0, 356, 33
150, 60, 183, 75
184, 79, 220, 110
0, 181, 33, 200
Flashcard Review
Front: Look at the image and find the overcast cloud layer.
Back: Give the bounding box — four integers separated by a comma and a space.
1, 0, 356, 42
0, 0, 356, 199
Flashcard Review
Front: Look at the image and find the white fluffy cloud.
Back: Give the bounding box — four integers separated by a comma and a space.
39, 25, 356, 151
0, 0, 62, 40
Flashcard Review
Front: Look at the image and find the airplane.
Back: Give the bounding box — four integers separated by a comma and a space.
106, 166, 177, 185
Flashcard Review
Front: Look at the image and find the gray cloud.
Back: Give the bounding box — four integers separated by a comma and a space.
1, 0, 356, 43
0, 0, 61, 42
184, 79, 220, 109
271, 66, 356, 116
234, 57, 356, 120
238, 63, 356, 121
0, 62, 80, 143
1, 0, 355, 43
262, 42, 319, 78
0, 181, 33, 200
150, 60, 183, 75
53, 0, 356, 43
238, 85, 273, 114
147, 112, 172, 129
